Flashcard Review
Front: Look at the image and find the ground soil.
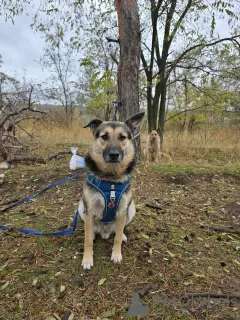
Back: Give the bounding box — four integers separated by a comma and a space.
0, 154, 240, 320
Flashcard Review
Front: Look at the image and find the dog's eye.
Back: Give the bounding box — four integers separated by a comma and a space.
101, 134, 108, 141
119, 135, 127, 141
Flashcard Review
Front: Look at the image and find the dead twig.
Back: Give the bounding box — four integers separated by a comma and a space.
146, 203, 162, 210
209, 226, 240, 235
48, 151, 72, 160
181, 292, 240, 300
7, 156, 46, 164
0, 198, 19, 206
48, 151, 84, 160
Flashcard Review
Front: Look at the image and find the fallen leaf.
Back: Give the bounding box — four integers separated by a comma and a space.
193, 272, 206, 278
60, 285, 66, 293
149, 248, 153, 255
53, 314, 61, 320
111, 307, 116, 316
18, 298, 23, 311
98, 278, 106, 286
141, 233, 150, 239
32, 278, 38, 286
61, 311, 74, 320
166, 250, 176, 258
232, 259, 240, 266
0, 264, 7, 271
101, 309, 113, 318
0, 281, 9, 290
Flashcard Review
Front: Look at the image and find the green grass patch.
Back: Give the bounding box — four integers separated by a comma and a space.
153, 164, 240, 176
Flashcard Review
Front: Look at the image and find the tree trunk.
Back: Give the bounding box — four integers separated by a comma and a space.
115, 0, 141, 154
147, 83, 153, 131
158, 72, 167, 151
152, 76, 161, 130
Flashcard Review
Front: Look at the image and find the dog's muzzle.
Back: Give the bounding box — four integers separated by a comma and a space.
104, 147, 123, 163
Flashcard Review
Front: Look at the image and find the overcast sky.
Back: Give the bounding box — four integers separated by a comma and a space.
0, 10, 49, 83
0, 4, 234, 84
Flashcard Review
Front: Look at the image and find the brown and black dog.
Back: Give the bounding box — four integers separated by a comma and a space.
79, 113, 145, 270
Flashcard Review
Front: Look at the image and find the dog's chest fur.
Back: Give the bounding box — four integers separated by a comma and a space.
149, 138, 158, 152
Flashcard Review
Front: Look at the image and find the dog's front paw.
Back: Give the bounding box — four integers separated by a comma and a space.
81, 255, 93, 270
111, 249, 122, 264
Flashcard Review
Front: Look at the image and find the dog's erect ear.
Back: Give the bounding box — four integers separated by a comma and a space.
125, 112, 145, 133
83, 119, 103, 134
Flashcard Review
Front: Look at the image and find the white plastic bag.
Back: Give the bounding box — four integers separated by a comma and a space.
69, 147, 85, 170
0, 161, 10, 169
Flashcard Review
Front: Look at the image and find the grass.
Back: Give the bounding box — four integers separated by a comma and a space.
153, 163, 240, 177
1, 120, 240, 319
16, 119, 240, 168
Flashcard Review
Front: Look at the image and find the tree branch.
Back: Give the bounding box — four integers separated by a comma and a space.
168, 35, 240, 77
165, 104, 209, 123
106, 37, 119, 44
168, 0, 193, 47
110, 53, 119, 65
141, 50, 150, 79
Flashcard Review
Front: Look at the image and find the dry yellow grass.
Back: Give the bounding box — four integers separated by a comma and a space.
18, 119, 240, 165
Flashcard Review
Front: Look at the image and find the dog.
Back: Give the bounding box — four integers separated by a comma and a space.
143, 130, 161, 162
78, 112, 145, 270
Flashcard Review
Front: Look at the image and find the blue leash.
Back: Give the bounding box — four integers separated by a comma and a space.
1, 107, 118, 235
0, 169, 87, 235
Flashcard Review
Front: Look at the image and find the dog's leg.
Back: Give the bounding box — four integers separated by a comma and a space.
145, 136, 150, 163
146, 150, 150, 163
156, 136, 161, 162
81, 213, 94, 270
111, 213, 126, 263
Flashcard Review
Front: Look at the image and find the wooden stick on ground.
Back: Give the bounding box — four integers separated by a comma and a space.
7, 156, 46, 164
209, 226, 240, 235
48, 151, 84, 160
181, 292, 240, 300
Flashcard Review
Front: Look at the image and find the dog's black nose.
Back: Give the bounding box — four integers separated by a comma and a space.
109, 148, 120, 161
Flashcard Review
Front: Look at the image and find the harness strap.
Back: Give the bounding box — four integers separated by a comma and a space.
86, 173, 131, 224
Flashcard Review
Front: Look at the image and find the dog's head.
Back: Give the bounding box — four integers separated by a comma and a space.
150, 130, 159, 140
83, 112, 145, 178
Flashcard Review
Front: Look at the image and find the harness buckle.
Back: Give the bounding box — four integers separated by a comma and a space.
110, 190, 116, 202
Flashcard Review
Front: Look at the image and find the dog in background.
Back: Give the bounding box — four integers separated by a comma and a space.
143, 130, 161, 163
79, 112, 145, 270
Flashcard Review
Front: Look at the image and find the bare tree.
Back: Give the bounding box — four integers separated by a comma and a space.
39, 26, 78, 126
0, 71, 46, 161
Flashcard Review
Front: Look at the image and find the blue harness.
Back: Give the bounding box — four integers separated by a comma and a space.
86, 173, 131, 224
